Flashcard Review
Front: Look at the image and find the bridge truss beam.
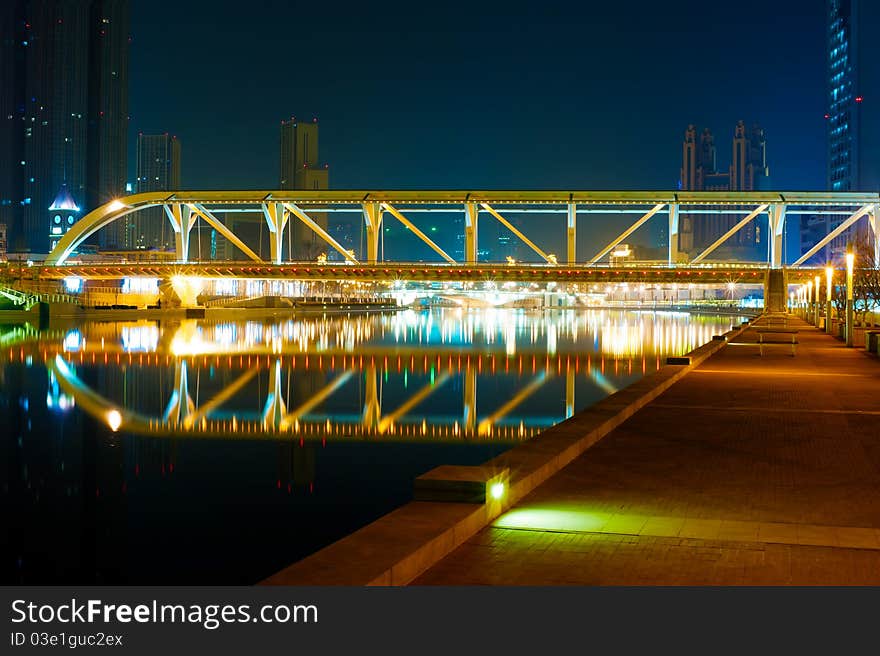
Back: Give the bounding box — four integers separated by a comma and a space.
43, 190, 880, 269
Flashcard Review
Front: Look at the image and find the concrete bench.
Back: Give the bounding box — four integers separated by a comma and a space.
755, 328, 798, 356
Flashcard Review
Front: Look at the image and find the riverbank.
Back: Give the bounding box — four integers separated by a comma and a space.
262, 319, 748, 585
414, 316, 880, 585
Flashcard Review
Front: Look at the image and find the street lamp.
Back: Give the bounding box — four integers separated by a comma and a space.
807, 280, 813, 322
814, 275, 821, 326
825, 266, 833, 334
845, 247, 855, 347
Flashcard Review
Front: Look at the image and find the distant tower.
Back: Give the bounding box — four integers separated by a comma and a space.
88, 0, 131, 249
135, 133, 181, 250
280, 117, 330, 260
678, 121, 769, 258
47, 183, 80, 252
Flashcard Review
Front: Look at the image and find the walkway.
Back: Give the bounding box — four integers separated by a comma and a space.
414, 317, 880, 584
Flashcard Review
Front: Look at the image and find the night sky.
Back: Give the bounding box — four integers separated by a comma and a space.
130, 0, 827, 192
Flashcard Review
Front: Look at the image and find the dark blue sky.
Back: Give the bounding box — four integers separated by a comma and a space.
130, 0, 827, 191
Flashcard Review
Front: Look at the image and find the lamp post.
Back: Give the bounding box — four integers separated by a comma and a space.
846, 247, 855, 347
825, 266, 833, 334
807, 280, 813, 323
814, 275, 821, 326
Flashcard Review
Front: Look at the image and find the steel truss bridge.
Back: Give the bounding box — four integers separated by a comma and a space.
43, 191, 880, 279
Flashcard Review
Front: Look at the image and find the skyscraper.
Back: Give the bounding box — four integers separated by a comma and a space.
135, 133, 181, 250
802, 0, 879, 262
88, 0, 130, 249
0, 0, 129, 255
678, 121, 770, 259
280, 117, 329, 260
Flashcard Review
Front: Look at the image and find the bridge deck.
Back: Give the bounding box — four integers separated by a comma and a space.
414, 317, 880, 584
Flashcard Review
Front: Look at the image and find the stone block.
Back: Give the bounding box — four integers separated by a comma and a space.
414, 465, 510, 504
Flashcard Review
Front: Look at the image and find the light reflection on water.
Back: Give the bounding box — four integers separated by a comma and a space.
1, 308, 745, 584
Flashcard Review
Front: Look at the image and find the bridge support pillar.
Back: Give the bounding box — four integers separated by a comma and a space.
362, 202, 383, 264
567, 203, 576, 264
464, 202, 479, 263
165, 205, 197, 263
768, 203, 787, 268
463, 364, 477, 431
668, 203, 679, 266
764, 269, 787, 313
262, 203, 289, 265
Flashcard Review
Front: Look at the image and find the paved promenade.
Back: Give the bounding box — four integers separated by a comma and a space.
415, 317, 880, 584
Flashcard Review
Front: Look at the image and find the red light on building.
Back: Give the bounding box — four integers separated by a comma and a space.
824, 113, 830, 119
855, 96, 863, 103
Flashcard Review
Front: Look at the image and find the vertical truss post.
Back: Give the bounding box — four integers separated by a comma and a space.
362, 202, 383, 264
165, 204, 197, 263
464, 202, 479, 263
262, 202, 289, 265
668, 203, 679, 266
163, 359, 194, 424
769, 203, 787, 269
565, 368, 575, 419
363, 363, 381, 428
463, 363, 477, 431
567, 202, 577, 264
263, 358, 287, 429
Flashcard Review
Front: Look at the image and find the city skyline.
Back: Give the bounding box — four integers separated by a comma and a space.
1, 0, 874, 261
127, 0, 828, 193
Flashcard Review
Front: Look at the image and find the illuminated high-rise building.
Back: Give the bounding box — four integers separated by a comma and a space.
135, 133, 180, 250
280, 117, 330, 260
802, 0, 879, 263
0, 0, 129, 255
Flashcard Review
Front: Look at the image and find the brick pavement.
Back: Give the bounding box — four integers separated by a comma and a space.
414, 317, 880, 584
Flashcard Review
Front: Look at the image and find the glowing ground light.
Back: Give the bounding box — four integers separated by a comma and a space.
490, 482, 506, 500
106, 409, 122, 432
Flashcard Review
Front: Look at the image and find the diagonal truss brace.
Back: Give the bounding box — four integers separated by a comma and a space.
381, 203, 455, 263
189, 204, 263, 262
279, 371, 353, 430
183, 368, 259, 429
480, 203, 553, 263
589, 203, 666, 264
377, 373, 450, 434
477, 371, 549, 436
691, 204, 769, 264
283, 203, 358, 263
793, 205, 874, 266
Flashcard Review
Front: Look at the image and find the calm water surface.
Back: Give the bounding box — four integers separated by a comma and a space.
1, 307, 745, 584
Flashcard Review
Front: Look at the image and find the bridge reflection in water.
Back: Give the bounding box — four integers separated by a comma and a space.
6, 308, 743, 443
2, 308, 746, 584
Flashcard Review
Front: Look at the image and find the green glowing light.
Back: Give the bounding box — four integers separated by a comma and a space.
495, 508, 610, 532
490, 482, 505, 500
